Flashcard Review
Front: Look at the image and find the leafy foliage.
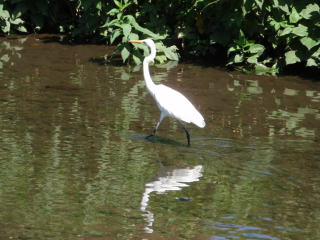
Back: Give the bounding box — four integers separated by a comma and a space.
0, 3, 27, 33
99, 0, 178, 64
0, 0, 319, 73
183, 0, 320, 74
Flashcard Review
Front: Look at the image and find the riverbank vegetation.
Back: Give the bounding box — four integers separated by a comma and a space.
1, 0, 319, 75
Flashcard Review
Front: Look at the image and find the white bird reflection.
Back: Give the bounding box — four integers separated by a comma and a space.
140, 165, 203, 233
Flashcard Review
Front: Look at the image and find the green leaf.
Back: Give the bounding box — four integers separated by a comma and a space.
255, 63, 278, 75
300, 4, 320, 19
248, 44, 265, 55
155, 54, 167, 64
306, 58, 317, 67
227, 46, 237, 56
163, 46, 179, 61
17, 25, 27, 33
0, 9, 10, 19
121, 46, 130, 62
300, 37, 319, 50
291, 24, 308, 37
110, 29, 121, 44
125, 15, 163, 39
114, 0, 122, 9
122, 24, 131, 38
136, 43, 149, 56
279, 27, 292, 36
132, 50, 142, 65
96, 1, 102, 10
10, 18, 24, 25
128, 32, 139, 41
289, 7, 301, 24
269, 18, 281, 31
107, 8, 119, 16
254, 0, 263, 9
2, 21, 10, 33
234, 54, 244, 63
285, 50, 300, 65
279, 4, 290, 14
247, 55, 258, 64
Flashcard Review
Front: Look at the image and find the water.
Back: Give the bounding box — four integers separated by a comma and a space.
0, 35, 319, 240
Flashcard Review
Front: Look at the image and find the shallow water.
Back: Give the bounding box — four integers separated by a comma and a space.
0, 35, 319, 240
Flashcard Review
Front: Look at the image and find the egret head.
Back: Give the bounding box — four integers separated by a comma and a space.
129, 39, 155, 48
129, 39, 156, 63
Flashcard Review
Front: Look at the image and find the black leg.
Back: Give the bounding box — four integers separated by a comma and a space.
146, 128, 156, 139
182, 126, 191, 146
146, 114, 165, 140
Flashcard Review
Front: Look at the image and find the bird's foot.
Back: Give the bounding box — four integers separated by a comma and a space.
145, 134, 155, 140
146, 129, 157, 140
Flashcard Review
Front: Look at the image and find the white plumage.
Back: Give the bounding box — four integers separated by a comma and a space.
153, 84, 205, 127
129, 39, 205, 145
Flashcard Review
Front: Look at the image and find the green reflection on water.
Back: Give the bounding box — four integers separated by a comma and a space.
0, 36, 319, 240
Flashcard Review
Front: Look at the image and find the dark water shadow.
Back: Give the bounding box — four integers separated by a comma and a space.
130, 133, 222, 157
89, 56, 124, 67
38, 34, 104, 46
130, 133, 188, 147
282, 63, 320, 82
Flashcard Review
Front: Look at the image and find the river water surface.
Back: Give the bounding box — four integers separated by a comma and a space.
0, 35, 319, 240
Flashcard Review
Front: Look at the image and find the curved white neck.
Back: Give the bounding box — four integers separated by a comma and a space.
143, 47, 157, 94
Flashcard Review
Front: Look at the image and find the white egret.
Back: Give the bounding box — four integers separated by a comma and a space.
129, 39, 205, 146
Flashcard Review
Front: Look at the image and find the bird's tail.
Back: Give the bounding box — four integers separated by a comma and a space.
194, 118, 206, 128
191, 112, 206, 128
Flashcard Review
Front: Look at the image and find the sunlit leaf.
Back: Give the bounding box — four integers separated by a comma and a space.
291, 24, 308, 37
128, 32, 139, 41
17, 25, 27, 33
110, 29, 121, 44
122, 24, 131, 38
163, 46, 179, 61
300, 37, 319, 50
0, 9, 10, 19
247, 55, 258, 63
3, 21, 10, 33
249, 44, 265, 55
300, 3, 320, 19
289, 7, 301, 23
107, 8, 119, 16
269, 18, 281, 31
132, 50, 142, 65
125, 15, 163, 40
96, 1, 102, 10
307, 58, 317, 67
155, 54, 167, 64
113, 0, 122, 9
254, 0, 263, 9
234, 54, 244, 63
279, 27, 292, 36
121, 46, 130, 62
10, 18, 23, 25
227, 46, 237, 56
136, 43, 149, 56
279, 3, 290, 14
285, 50, 300, 65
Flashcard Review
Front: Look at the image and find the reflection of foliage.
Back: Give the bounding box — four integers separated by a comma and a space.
0, 38, 25, 69
227, 77, 320, 139
0, 40, 319, 239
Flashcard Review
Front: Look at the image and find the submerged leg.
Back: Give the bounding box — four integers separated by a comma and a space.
146, 113, 166, 139
182, 126, 191, 146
